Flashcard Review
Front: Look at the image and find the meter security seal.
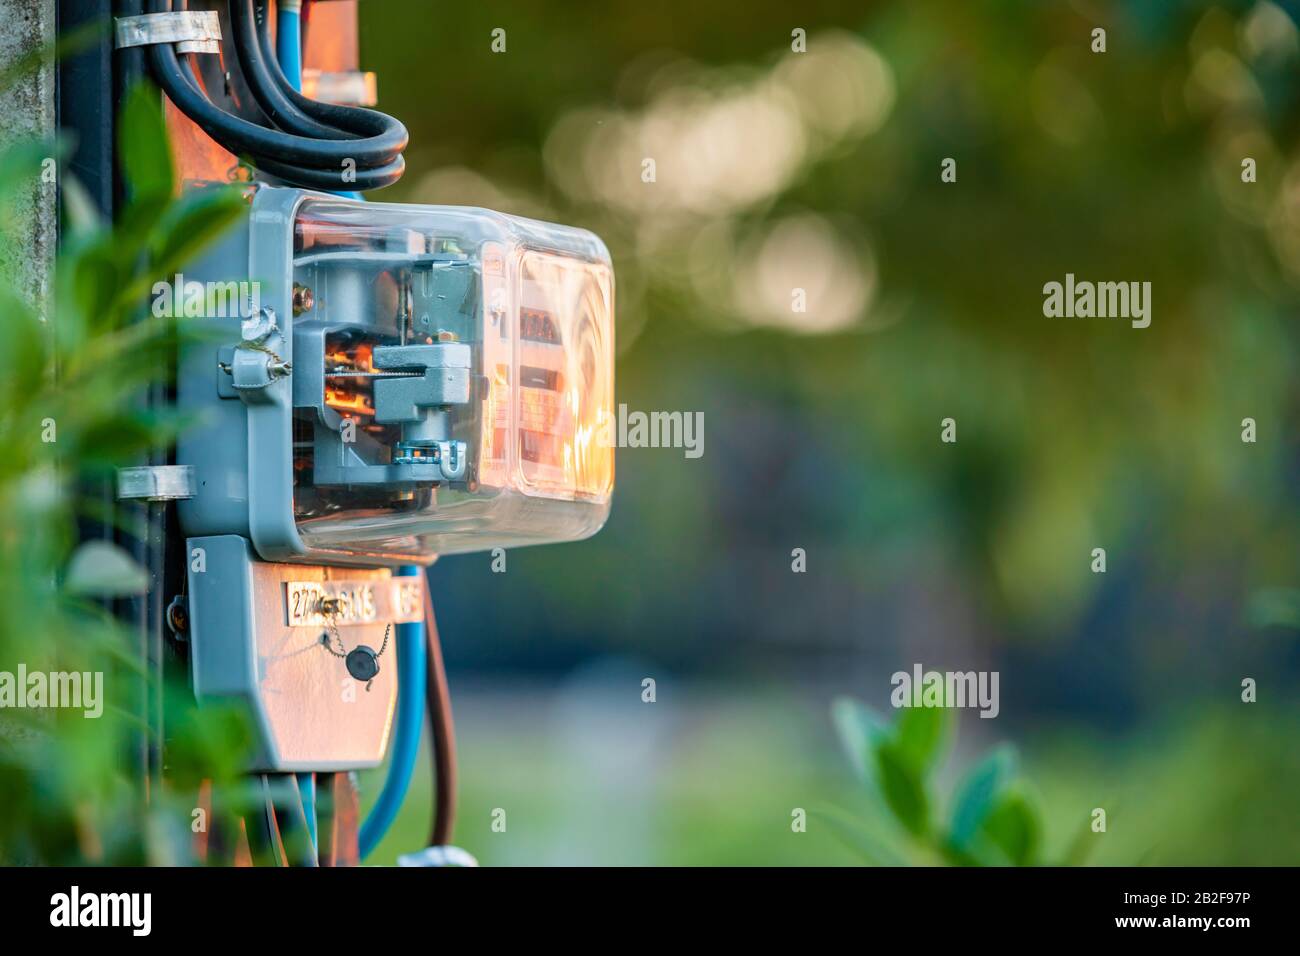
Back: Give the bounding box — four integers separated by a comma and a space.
320, 610, 392, 691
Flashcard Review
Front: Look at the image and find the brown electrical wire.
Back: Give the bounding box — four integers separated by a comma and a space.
422, 576, 457, 846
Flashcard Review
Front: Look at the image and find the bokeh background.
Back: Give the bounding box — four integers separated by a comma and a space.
353, 0, 1300, 865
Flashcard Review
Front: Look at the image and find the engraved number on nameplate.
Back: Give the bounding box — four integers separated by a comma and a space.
285, 579, 423, 628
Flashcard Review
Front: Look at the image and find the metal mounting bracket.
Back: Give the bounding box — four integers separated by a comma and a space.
114, 11, 222, 55
117, 465, 196, 502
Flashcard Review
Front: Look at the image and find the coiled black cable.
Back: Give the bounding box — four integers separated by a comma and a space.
251, 0, 403, 155
228, 0, 341, 141
144, 0, 407, 190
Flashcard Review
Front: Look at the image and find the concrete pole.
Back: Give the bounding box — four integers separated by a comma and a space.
0, 0, 58, 312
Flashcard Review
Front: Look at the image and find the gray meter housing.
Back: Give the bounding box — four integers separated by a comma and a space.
177, 186, 615, 568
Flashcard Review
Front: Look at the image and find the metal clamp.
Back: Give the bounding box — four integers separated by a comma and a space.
115, 11, 222, 55
117, 465, 195, 502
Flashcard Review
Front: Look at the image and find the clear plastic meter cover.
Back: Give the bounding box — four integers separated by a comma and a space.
290, 197, 614, 560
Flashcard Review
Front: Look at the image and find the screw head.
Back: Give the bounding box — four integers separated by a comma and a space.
165, 594, 189, 641
292, 284, 315, 316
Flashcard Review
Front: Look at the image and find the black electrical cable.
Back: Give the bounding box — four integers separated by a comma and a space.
235, 0, 409, 168
422, 578, 458, 846
252, 0, 404, 151
268, 773, 319, 867
145, 35, 405, 189
250, 154, 403, 192
228, 0, 342, 141
142, 0, 407, 190
143, 2, 379, 166
244, 776, 286, 866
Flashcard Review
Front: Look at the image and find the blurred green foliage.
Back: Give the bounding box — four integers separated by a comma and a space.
0, 79, 251, 864
364, 1, 1299, 865
362, 685, 1299, 866
826, 696, 1088, 865
375, 0, 1299, 671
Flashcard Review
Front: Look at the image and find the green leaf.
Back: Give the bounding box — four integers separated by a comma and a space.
812, 805, 910, 866
0, 286, 46, 407
980, 788, 1042, 866
874, 740, 930, 838
893, 698, 952, 775
115, 192, 172, 262
948, 744, 1018, 849
64, 541, 149, 597
58, 173, 102, 238
1059, 820, 1099, 867
118, 81, 174, 204
72, 409, 190, 472
65, 236, 122, 334
831, 696, 886, 782
147, 185, 248, 278
1059, 804, 1111, 866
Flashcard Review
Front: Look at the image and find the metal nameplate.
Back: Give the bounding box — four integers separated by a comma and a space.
284, 577, 424, 628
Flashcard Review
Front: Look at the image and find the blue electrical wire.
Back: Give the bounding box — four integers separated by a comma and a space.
358, 566, 428, 859
275, 0, 304, 93
277, 0, 364, 200
296, 772, 317, 857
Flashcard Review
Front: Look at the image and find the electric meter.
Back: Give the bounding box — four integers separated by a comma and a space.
177, 186, 615, 567
174, 186, 615, 770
